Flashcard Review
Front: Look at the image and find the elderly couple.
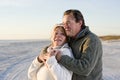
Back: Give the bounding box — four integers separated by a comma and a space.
28, 9, 103, 80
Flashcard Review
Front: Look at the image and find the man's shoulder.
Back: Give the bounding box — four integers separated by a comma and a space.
87, 32, 100, 41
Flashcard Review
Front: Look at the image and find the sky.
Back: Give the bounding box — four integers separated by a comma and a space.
0, 0, 120, 40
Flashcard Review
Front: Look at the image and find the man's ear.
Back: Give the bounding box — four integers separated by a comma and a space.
79, 20, 83, 26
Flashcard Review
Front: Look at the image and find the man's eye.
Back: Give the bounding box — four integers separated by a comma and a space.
63, 22, 70, 25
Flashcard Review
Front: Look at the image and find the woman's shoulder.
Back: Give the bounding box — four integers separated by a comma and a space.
60, 43, 73, 57
62, 43, 70, 48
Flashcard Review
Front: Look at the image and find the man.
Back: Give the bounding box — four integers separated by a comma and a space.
55, 9, 103, 80
38, 9, 103, 80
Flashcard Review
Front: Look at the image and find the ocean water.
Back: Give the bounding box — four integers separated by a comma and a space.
0, 40, 120, 80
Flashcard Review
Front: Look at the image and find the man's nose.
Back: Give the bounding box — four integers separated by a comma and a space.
63, 25, 67, 29
64, 23, 69, 28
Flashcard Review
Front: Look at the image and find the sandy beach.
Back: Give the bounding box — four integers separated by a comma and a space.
0, 40, 120, 80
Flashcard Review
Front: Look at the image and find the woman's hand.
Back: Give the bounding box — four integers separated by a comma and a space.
44, 49, 59, 60
38, 53, 48, 63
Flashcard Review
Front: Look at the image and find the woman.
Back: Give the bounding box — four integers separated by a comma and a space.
28, 24, 73, 80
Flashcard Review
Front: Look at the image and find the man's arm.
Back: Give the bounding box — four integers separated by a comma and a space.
56, 38, 102, 76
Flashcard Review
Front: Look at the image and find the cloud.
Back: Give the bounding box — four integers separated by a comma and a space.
0, 0, 34, 7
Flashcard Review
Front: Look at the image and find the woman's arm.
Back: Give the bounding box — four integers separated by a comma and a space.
28, 45, 50, 80
46, 48, 73, 80
28, 57, 43, 80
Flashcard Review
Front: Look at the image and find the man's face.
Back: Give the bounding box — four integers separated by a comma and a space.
62, 15, 82, 38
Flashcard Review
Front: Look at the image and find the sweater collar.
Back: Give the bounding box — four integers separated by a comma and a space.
70, 26, 90, 40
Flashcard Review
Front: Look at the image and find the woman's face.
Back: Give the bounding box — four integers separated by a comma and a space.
51, 28, 66, 47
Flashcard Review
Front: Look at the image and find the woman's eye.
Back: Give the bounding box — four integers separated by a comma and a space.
61, 33, 65, 35
55, 33, 58, 35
